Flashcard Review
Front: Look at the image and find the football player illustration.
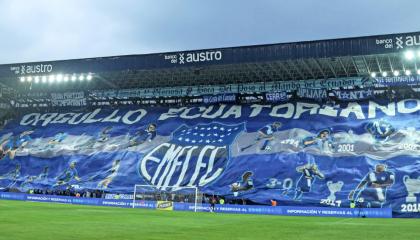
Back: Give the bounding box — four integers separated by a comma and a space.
49, 132, 68, 144
37, 166, 49, 182
240, 122, 282, 151
301, 129, 334, 152
348, 164, 394, 208
0, 130, 33, 160
0, 164, 21, 189
231, 171, 254, 196
365, 120, 395, 143
78, 126, 113, 150
54, 161, 81, 187
96, 126, 113, 142
20, 166, 49, 189
88, 159, 121, 189
293, 163, 325, 200
46, 132, 68, 150
129, 123, 157, 147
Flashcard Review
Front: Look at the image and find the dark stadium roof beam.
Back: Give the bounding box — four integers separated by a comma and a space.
375, 56, 383, 74
337, 58, 349, 77
287, 60, 306, 80
245, 63, 257, 82
380, 55, 391, 73
401, 63, 407, 75
265, 63, 279, 81
402, 53, 417, 75
351, 56, 369, 75
397, 54, 408, 74
310, 59, 327, 79
277, 61, 294, 80
362, 56, 372, 75
322, 58, 338, 78
300, 59, 316, 79
258, 63, 273, 82
387, 55, 395, 73
395, 54, 406, 74
269, 62, 286, 81
366, 58, 375, 75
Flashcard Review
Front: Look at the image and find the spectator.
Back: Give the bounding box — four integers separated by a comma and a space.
271, 199, 277, 207
210, 196, 217, 212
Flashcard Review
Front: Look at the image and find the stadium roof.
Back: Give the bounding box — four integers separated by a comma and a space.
1, 30, 420, 92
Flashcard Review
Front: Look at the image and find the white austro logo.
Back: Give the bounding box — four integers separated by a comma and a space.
395, 35, 420, 49
13, 64, 53, 75
178, 51, 222, 64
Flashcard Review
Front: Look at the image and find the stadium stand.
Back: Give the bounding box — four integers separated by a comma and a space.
0, 31, 419, 218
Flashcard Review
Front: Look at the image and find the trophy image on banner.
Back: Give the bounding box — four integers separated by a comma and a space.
327, 181, 344, 202
403, 175, 420, 203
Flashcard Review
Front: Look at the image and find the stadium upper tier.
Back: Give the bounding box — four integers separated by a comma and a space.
0, 31, 419, 92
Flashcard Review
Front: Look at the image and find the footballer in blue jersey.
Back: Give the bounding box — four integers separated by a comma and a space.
37, 166, 49, 181
240, 122, 282, 151
78, 126, 113, 150
0, 164, 21, 189
293, 163, 325, 200
301, 129, 334, 152
349, 164, 394, 208
20, 166, 49, 190
96, 126, 113, 142
365, 120, 395, 142
231, 171, 254, 196
0, 130, 33, 160
88, 159, 121, 189
49, 132, 68, 144
129, 123, 157, 147
43, 132, 68, 151
55, 162, 81, 187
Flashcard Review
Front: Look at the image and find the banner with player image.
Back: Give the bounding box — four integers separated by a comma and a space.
0, 98, 418, 217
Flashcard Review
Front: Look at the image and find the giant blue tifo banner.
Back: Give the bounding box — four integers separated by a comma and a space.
0, 99, 419, 217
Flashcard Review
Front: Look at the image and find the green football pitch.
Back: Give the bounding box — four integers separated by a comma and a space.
0, 200, 419, 240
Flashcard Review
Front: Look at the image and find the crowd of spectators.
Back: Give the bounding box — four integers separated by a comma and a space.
4, 188, 254, 205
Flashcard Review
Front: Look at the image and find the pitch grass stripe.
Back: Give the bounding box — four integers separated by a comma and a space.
0, 200, 419, 240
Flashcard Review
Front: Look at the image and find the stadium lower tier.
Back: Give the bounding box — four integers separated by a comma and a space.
0, 99, 419, 218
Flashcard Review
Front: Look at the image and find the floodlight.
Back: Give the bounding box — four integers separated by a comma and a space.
56, 74, 63, 82
405, 70, 412, 76
382, 72, 388, 77
405, 50, 415, 60
370, 72, 376, 78
393, 70, 400, 76
49, 75, 56, 83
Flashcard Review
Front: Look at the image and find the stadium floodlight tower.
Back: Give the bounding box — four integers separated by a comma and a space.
133, 184, 202, 212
